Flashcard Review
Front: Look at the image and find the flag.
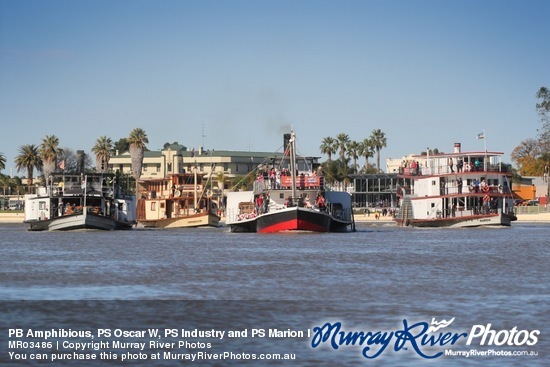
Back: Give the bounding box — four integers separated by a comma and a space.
57, 159, 65, 171
477, 132, 485, 140
191, 148, 195, 158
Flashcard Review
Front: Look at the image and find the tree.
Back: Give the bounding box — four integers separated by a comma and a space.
319, 137, 337, 161
92, 136, 114, 173
113, 138, 130, 155
511, 138, 542, 176
536, 87, 550, 155
370, 129, 387, 173
333, 133, 349, 174
0, 152, 5, 171
346, 140, 360, 174
14, 144, 43, 193
128, 128, 149, 183
0, 174, 13, 196
39, 135, 60, 181
358, 138, 375, 172
335, 133, 350, 161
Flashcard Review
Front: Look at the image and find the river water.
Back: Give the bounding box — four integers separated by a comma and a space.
0, 222, 548, 366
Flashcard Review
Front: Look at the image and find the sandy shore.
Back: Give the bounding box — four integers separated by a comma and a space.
0, 212, 25, 223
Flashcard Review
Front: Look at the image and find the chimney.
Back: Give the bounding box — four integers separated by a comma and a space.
283, 133, 291, 153
454, 143, 461, 154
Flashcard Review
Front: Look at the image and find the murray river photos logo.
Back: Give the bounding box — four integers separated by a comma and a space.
310, 318, 540, 360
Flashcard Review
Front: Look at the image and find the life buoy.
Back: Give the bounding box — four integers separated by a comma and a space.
483, 195, 490, 203
174, 190, 181, 197
481, 185, 489, 193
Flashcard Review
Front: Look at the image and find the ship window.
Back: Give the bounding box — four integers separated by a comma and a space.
224, 163, 228, 171
167, 163, 172, 172
280, 193, 284, 199
432, 180, 436, 186
160, 202, 165, 208
151, 202, 156, 211
431, 203, 435, 208
39, 201, 47, 210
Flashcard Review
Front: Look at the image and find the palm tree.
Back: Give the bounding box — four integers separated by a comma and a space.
128, 128, 149, 183
335, 133, 350, 174
39, 135, 60, 181
0, 174, 13, 196
319, 137, 337, 161
0, 152, 6, 171
92, 136, 114, 173
336, 133, 350, 161
346, 140, 360, 174
359, 138, 375, 173
14, 144, 43, 193
370, 129, 387, 173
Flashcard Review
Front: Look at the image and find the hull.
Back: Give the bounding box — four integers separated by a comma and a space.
141, 212, 220, 229
230, 207, 332, 233
25, 212, 133, 231
395, 213, 517, 228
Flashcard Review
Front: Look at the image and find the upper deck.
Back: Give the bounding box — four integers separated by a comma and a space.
398, 150, 510, 178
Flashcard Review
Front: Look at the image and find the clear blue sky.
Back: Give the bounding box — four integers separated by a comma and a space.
1, 0, 548, 175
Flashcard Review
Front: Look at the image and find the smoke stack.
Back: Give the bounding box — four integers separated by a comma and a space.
454, 143, 461, 154
283, 133, 291, 153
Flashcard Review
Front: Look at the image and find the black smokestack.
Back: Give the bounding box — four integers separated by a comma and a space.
283, 133, 291, 153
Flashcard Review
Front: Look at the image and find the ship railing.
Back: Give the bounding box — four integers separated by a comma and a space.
280, 175, 324, 189
402, 164, 509, 176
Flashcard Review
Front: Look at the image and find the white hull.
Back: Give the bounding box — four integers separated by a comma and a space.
26, 211, 133, 231
397, 213, 516, 228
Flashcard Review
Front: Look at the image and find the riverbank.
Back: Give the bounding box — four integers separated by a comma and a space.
0, 212, 25, 223
353, 211, 550, 223
2, 211, 549, 224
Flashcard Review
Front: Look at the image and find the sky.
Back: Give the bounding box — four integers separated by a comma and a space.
1, 0, 549, 176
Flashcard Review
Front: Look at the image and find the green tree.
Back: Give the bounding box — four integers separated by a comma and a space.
319, 137, 337, 161
92, 136, 114, 173
0, 174, 13, 196
39, 135, 60, 181
358, 138, 375, 173
128, 128, 149, 183
113, 138, 130, 155
346, 140, 360, 174
336, 133, 350, 162
370, 129, 387, 173
335, 133, 350, 176
14, 144, 43, 193
0, 152, 5, 171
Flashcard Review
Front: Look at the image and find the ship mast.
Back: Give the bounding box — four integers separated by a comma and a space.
289, 131, 297, 201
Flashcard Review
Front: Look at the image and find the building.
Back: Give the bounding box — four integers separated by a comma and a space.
108, 144, 321, 192
349, 173, 399, 209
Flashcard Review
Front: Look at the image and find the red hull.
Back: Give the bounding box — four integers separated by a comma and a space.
258, 218, 329, 233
